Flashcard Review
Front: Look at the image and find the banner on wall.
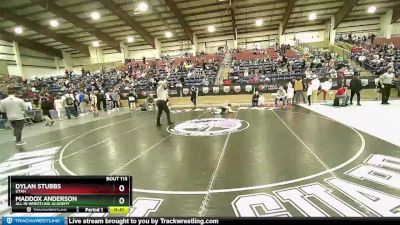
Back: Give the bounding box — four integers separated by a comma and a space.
182, 88, 190, 96
213, 86, 220, 94
245, 85, 253, 93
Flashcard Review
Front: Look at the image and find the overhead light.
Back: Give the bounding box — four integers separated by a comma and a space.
308, 12, 317, 21
49, 19, 59, 27
165, 31, 173, 38
91, 11, 100, 20
137, 2, 148, 12
127, 36, 134, 43
367, 5, 376, 13
208, 25, 216, 32
92, 41, 100, 47
255, 19, 263, 27
14, 26, 23, 34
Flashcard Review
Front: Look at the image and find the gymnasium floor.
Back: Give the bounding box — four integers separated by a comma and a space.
0, 105, 399, 217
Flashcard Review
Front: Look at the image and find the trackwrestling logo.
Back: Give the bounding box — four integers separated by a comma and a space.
167, 118, 249, 136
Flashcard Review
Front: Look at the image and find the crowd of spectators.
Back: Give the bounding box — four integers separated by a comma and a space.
336, 33, 377, 45
351, 42, 399, 75
225, 45, 358, 88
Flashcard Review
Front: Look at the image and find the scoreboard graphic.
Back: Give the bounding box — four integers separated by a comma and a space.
8, 176, 132, 213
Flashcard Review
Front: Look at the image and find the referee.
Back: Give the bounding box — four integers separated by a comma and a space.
380, 68, 395, 105
156, 81, 174, 126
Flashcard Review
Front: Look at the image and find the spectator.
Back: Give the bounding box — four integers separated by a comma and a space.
252, 91, 259, 107
274, 86, 287, 109
40, 93, 55, 126
334, 86, 350, 106
54, 96, 64, 121
286, 83, 294, 105
294, 77, 307, 104
127, 90, 137, 111
105, 90, 113, 112
64, 91, 78, 119
307, 81, 313, 106
311, 75, 321, 103
89, 92, 99, 117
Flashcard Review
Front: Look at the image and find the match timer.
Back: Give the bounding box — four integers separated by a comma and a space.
8, 176, 132, 213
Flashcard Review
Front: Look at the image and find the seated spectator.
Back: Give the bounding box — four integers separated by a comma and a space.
334, 87, 350, 106
274, 86, 287, 109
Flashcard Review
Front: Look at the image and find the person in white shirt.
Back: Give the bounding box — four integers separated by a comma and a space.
156, 81, 174, 126
286, 82, 294, 105
306, 81, 313, 106
89, 92, 99, 117
274, 86, 287, 109
380, 69, 395, 104
311, 75, 321, 103
258, 94, 265, 106
305, 67, 313, 79
54, 96, 64, 120
318, 79, 333, 102
0, 88, 28, 145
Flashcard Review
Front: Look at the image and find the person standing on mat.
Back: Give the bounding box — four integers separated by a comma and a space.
190, 86, 197, 107
0, 88, 28, 145
349, 76, 362, 106
156, 81, 174, 126
380, 68, 395, 105
252, 91, 259, 107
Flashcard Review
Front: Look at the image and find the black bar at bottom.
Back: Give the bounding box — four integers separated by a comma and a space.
67, 217, 400, 225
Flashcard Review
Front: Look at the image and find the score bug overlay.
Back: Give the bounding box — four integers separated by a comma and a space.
8, 176, 132, 213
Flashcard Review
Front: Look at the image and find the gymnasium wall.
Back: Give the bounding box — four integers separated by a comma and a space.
0, 40, 63, 78
336, 19, 380, 34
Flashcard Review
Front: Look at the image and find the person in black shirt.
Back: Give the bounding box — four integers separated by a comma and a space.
190, 86, 197, 107
40, 93, 55, 126
349, 76, 362, 106
252, 91, 259, 107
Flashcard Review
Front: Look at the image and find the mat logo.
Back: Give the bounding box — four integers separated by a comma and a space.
223, 86, 230, 93
232, 154, 400, 217
183, 88, 189, 95
203, 87, 209, 94
234, 86, 241, 93
213, 86, 220, 93
167, 118, 249, 136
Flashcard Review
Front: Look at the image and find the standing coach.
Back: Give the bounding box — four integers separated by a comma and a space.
156, 81, 174, 127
